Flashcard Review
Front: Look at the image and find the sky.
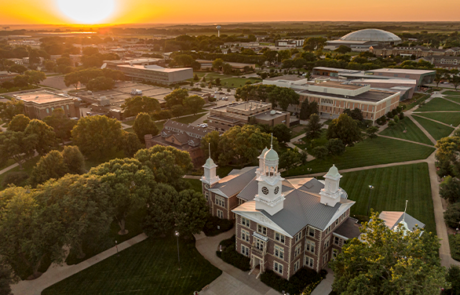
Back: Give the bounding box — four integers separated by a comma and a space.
1, 0, 460, 25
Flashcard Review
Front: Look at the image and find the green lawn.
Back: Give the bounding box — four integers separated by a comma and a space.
442, 91, 460, 96
0, 156, 41, 190
401, 93, 430, 111
417, 97, 460, 112
283, 136, 435, 176
414, 112, 460, 127
43, 237, 222, 295
340, 163, 436, 234
173, 113, 207, 125
412, 116, 454, 141
444, 95, 460, 103
123, 120, 135, 126
380, 118, 433, 145
221, 77, 262, 88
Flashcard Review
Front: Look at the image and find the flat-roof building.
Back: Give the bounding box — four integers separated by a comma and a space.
0, 71, 19, 84
208, 101, 290, 132
325, 29, 402, 51
13, 90, 80, 120
115, 64, 193, 85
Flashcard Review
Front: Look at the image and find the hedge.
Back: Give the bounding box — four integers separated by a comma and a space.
260, 268, 325, 295
203, 216, 234, 236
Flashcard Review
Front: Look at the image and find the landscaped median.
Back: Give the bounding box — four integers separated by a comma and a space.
449, 234, 460, 262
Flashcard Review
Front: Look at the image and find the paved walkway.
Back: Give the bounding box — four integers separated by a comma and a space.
408, 115, 437, 145
11, 234, 148, 295
377, 134, 434, 148
411, 114, 453, 127
195, 230, 280, 295
441, 97, 460, 106
311, 268, 333, 295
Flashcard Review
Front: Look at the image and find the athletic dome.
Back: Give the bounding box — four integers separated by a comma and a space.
340, 29, 401, 43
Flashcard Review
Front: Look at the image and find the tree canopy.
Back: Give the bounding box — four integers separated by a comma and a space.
164, 88, 189, 108
327, 114, 362, 146
133, 112, 159, 143
183, 95, 205, 115
122, 96, 161, 117
7, 114, 30, 132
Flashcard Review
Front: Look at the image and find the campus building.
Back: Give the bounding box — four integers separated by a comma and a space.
208, 101, 290, 132
264, 77, 400, 122
419, 56, 460, 70
144, 119, 212, 167
325, 29, 402, 51
13, 90, 80, 120
275, 39, 305, 48
201, 146, 359, 278
115, 64, 193, 85
196, 60, 256, 72
0, 71, 19, 84
370, 45, 458, 58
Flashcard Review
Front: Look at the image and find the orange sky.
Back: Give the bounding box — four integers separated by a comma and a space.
1, 0, 460, 25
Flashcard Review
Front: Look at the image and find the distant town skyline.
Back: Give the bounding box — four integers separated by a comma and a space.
2, 0, 460, 25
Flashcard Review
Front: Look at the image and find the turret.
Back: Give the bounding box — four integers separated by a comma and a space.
320, 165, 342, 207
201, 144, 220, 186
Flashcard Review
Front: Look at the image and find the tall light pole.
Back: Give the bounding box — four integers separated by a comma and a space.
367, 185, 374, 218
175, 231, 181, 270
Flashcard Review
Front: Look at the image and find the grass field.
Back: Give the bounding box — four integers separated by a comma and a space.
414, 112, 460, 127
173, 113, 207, 125
401, 93, 430, 111
417, 97, 460, 112
442, 91, 460, 96
43, 237, 222, 295
0, 156, 41, 191
340, 163, 436, 234
413, 116, 454, 140
283, 136, 435, 176
221, 77, 262, 88
444, 95, 460, 103
380, 118, 433, 145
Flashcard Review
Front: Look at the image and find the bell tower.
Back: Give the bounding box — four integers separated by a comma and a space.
320, 165, 342, 207
201, 144, 220, 186
255, 137, 285, 215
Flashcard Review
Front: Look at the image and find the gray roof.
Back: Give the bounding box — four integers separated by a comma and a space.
163, 119, 210, 138
236, 177, 354, 235
334, 218, 361, 239
210, 167, 258, 198
379, 211, 425, 231
340, 29, 401, 42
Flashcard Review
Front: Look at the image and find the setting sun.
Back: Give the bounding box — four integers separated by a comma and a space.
56, 0, 116, 24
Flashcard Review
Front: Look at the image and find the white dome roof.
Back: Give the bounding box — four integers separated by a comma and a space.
264, 148, 279, 161
204, 157, 216, 167
325, 164, 341, 178
340, 29, 401, 42
259, 147, 269, 157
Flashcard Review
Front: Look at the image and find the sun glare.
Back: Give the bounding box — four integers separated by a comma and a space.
56, 0, 116, 24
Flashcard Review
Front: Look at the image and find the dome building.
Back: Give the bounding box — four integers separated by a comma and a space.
325, 28, 402, 52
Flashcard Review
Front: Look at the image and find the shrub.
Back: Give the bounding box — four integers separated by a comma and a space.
261, 268, 323, 294
220, 235, 236, 248
220, 244, 250, 271
386, 111, 395, 119
190, 87, 202, 92
152, 110, 172, 120
2, 171, 29, 187
399, 112, 405, 120
444, 202, 460, 228
313, 146, 328, 159
203, 216, 234, 236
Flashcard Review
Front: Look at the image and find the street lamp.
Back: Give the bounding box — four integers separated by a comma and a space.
115, 240, 119, 256
367, 185, 374, 217
175, 231, 181, 270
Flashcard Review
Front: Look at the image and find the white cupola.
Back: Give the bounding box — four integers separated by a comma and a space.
201, 145, 220, 186
256, 147, 268, 176
320, 165, 342, 207
255, 135, 285, 215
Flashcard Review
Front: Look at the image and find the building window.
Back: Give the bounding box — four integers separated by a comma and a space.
274, 245, 284, 259
295, 231, 302, 243
257, 225, 267, 235
274, 261, 283, 275
306, 240, 315, 254
238, 198, 245, 205
275, 232, 285, 244
334, 236, 340, 246
241, 245, 249, 257
241, 217, 250, 227
217, 209, 224, 219
295, 244, 302, 257
241, 229, 250, 242
46, 108, 50, 114
325, 226, 331, 235
308, 227, 315, 238
324, 236, 331, 250
305, 256, 314, 268
335, 219, 339, 226
332, 249, 338, 260
255, 238, 264, 251
204, 191, 209, 201
294, 260, 300, 272
215, 195, 225, 208
323, 253, 329, 265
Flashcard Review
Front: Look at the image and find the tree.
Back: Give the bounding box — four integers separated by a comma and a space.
299, 99, 310, 120
43, 108, 76, 142
24, 70, 46, 85
0, 266, 12, 295
440, 176, 460, 204
268, 87, 299, 111
330, 212, 449, 295
7, 114, 30, 132
313, 146, 328, 159
305, 113, 323, 140
0, 131, 36, 169
327, 114, 362, 146
71, 115, 123, 159
366, 126, 379, 139
183, 95, 205, 115
143, 183, 178, 237
173, 54, 194, 67
273, 124, 291, 143
24, 119, 57, 155
435, 69, 446, 87
450, 75, 460, 91
61, 145, 85, 175
0, 99, 24, 122
122, 96, 161, 117
326, 138, 346, 156
43, 60, 55, 72
9, 64, 27, 74
302, 37, 327, 51
13, 75, 29, 87
343, 108, 364, 121
133, 112, 159, 143
444, 202, 460, 229
164, 88, 188, 108
86, 77, 114, 91
279, 147, 305, 169
134, 145, 193, 190
212, 58, 224, 70
335, 45, 352, 54
88, 158, 156, 235
121, 131, 143, 158
446, 266, 460, 295
176, 189, 209, 235
30, 151, 68, 186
